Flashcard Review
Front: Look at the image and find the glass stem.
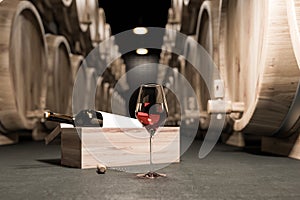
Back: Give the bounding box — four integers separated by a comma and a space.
149, 130, 154, 172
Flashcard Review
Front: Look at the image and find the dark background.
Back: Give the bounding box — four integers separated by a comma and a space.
98, 0, 172, 69
98, 0, 171, 35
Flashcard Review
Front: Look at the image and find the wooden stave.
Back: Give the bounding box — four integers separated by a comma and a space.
218, 0, 300, 137
274, 0, 300, 136
0, 0, 48, 132
45, 34, 72, 115
287, 0, 300, 68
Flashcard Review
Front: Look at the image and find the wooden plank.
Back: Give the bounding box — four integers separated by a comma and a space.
61, 148, 81, 168
261, 133, 300, 160
61, 128, 81, 168
45, 125, 61, 145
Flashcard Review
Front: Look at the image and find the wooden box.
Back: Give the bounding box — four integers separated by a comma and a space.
49, 124, 180, 169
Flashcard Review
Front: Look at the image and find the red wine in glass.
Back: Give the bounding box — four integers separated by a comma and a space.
136, 103, 168, 136
135, 84, 168, 179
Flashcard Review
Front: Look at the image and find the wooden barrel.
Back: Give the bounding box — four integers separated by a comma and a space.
196, 0, 221, 66
72, 63, 88, 114
105, 23, 112, 39
29, 0, 56, 33
102, 82, 110, 112
78, 24, 94, 56
69, 54, 84, 113
45, 34, 72, 115
107, 87, 114, 113
287, 0, 300, 66
98, 23, 111, 60
180, 0, 204, 35
30, 0, 80, 54
73, 65, 98, 114
103, 35, 116, 64
112, 58, 125, 80
75, 0, 99, 44
110, 90, 126, 116
83, 67, 98, 112
180, 36, 204, 128
96, 66, 117, 113
61, 0, 87, 54
168, 0, 183, 27
279, 0, 300, 136
193, 0, 222, 129
0, 0, 48, 132
218, 0, 300, 137
95, 76, 104, 111
75, 0, 89, 32
97, 7, 106, 43
70, 54, 84, 83
50, 0, 74, 36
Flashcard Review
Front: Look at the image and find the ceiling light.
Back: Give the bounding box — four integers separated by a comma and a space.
136, 48, 148, 55
133, 27, 148, 35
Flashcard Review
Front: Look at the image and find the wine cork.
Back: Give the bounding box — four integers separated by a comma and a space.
96, 164, 107, 174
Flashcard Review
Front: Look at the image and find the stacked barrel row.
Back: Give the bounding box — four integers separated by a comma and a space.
159, 0, 183, 127
160, 0, 205, 129
161, 0, 300, 141
0, 0, 127, 143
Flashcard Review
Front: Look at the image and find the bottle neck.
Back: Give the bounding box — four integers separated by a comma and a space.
44, 111, 74, 125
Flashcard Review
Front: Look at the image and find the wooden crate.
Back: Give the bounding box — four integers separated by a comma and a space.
48, 124, 180, 169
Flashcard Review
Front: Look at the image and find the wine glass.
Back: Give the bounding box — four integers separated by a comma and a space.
135, 83, 169, 179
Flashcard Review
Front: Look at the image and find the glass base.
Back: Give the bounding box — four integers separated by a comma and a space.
136, 171, 166, 179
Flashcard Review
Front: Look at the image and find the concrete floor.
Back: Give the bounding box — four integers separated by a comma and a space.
1, 137, 300, 200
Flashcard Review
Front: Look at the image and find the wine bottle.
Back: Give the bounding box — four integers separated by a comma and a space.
44, 109, 103, 127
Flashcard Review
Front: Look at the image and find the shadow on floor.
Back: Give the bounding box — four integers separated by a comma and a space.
36, 159, 61, 166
